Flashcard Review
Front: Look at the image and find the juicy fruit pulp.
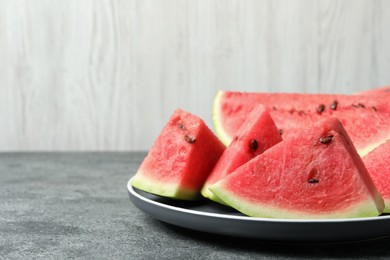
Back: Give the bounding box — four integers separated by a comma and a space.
131, 109, 225, 200
201, 105, 282, 203
210, 117, 384, 219
214, 91, 390, 156
363, 140, 390, 213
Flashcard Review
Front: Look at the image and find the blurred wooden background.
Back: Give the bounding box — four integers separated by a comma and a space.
1, 0, 390, 151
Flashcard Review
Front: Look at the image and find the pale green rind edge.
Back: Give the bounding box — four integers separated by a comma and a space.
212, 90, 231, 146
200, 184, 227, 205
209, 183, 381, 219
131, 173, 199, 200
384, 199, 390, 214
358, 135, 390, 157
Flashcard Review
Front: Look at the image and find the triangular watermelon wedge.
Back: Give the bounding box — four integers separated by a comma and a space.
210, 117, 384, 219
131, 109, 225, 200
201, 105, 282, 203
213, 91, 390, 156
363, 140, 390, 213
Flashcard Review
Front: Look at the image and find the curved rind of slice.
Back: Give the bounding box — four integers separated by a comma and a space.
210, 117, 384, 219
132, 109, 225, 200
213, 91, 390, 157
202, 104, 282, 203
355, 86, 390, 96
363, 139, 390, 213
209, 187, 381, 219
131, 173, 197, 200
213, 91, 231, 146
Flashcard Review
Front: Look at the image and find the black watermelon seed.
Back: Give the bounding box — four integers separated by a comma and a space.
353, 103, 366, 108
320, 135, 334, 144
330, 100, 338, 110
317, 104, 325, 113
178, 123, 186, 130
249, 139, 258, 152
184, 135, 196, 144
308, 178, 319, 184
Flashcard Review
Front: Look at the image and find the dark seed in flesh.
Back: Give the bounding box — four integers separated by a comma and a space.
320, 135, 334, 144
330, 100, 338, 110
184, 135, 196, 143
308, 178, 319, 184
317, 104, 325, 113
249, 139, 258, 152
178, 123, 185, 130
352, 103, 366, 108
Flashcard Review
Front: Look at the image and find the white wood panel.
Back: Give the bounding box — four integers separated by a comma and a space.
318, 0, 373, 93
0, 0, 389, 151
373, 0, 390, 88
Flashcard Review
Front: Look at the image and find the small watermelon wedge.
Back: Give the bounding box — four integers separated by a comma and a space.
213, 91, 390, 156
363, 140, 390, 213
131, 109, 225, 200
210, 117, 384, 219
201, 105, 282, 203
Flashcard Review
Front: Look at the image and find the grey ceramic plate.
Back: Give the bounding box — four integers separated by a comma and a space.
128, 178, 390, 242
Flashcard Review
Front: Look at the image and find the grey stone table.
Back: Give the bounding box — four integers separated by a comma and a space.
1, 152, 390, 259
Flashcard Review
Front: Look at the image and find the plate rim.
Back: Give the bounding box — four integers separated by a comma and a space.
127, 177, 390, 224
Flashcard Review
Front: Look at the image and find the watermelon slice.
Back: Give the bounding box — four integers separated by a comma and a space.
201, 105, 282, 203
131, 109, 225, 200
356, 86, 390, 96
363, 140, 390, 213
210, 117, 384, 219
214, 91, 390, 156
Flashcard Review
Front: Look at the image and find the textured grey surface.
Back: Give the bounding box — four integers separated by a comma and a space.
1, 152, 390, 259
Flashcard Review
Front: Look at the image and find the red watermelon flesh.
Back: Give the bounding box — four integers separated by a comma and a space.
131, 109, 225, 200
201, 105, 282, 203
363, 140, 390, 213
355, 86, 390, 96
209, 117, 384, 219
214, 91, 390, 157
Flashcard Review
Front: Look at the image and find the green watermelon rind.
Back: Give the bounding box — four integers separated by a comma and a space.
384, 199, 390, 214
201, 185, 226, 205
359, 139, 390, 158
209, 184, 381, 219
213, 91, 231, 146
131, 173, 199, 200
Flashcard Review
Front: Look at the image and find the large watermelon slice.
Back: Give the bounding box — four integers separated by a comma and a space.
363, 140, 390, 213
214, 91, 390, 156
209, 117, 384, 219
131, 109, 225, 200
201, 105, 282, 203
